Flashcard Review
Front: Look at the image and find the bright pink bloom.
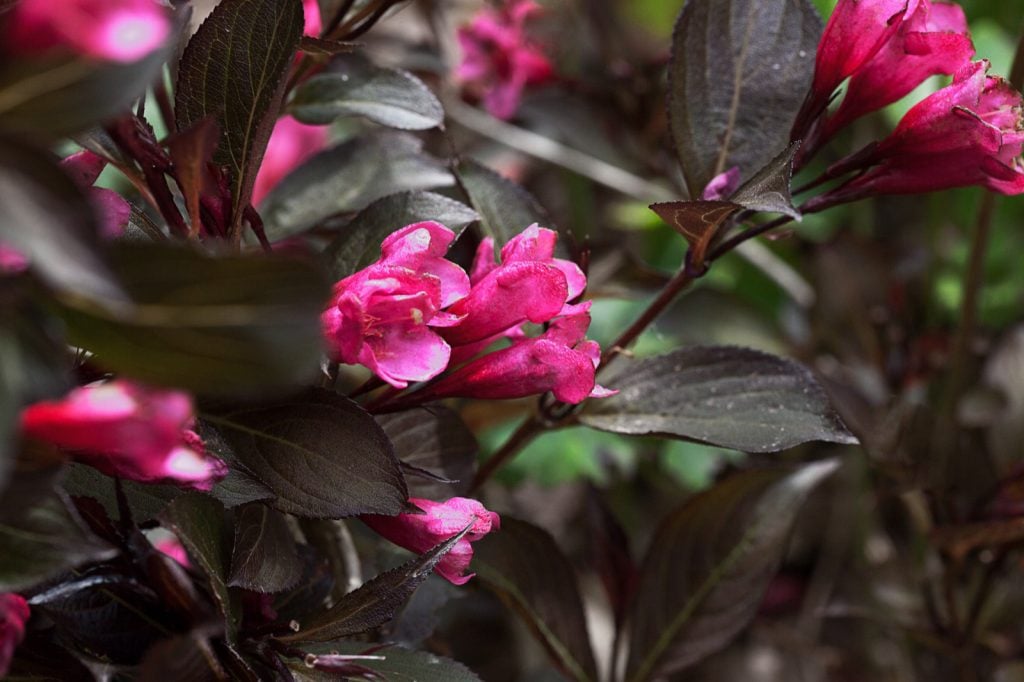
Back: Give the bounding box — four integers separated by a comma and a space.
805, 60, 1024, 209
701, 167, 741, 201
456, 0, 553, 119
415, 303, 616, 405
0, 594, 29, 677
7, 0, 170, 63
817, 1, 974, 143
252, 116, 329, 206
361, 497, 500, 586
61, 150, 131, 239
155, 536, 190, 567
322, 222, 470, 388
443, 224, 585, 347
20, 380, 227, 489
303, 0, 322, 37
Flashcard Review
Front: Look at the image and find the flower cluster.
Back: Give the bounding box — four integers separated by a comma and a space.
793, 0, 1024, 203
322, 222, 613, 405
361, 497, 501, 585
456, 0, 553, 120
6, 0, 170, 63
20, 380, 226, 489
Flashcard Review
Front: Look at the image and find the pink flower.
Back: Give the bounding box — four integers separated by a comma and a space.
0, 245, 29, 275
816, 1, 974, 145
20, 380, 227, 489
361, 497, 500, 586
443, 224, 585, 347
7, 0, 170, 63
303, 0, 322, 37
322, 222, 471, 388
456, 0, 553, 119
805, 60, 1024, 209
701, 167, 741, 201
252, 116, 329, 206
0, 594, 29, 677
61, 150, 131, 239
155, 535, 190, 568
413, 303, 615, 405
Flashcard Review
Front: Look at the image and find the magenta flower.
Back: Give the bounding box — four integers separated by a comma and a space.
322, 221, 471, 388
443, 224, 585, 347
361, 497, 500, 586
7, 0, 170, 63
415, 303, 616, 405
805, 60, 1024, 209
0, 594, 29, 677
816, 1, 974, 145
20, 380, 227, 489
61, 150, 131, 239
456, 0, 553, 119
303, 0, 322, 37
252, 116, 329, 206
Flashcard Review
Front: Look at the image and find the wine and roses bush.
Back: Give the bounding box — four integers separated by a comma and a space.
0, 0, 1023, 679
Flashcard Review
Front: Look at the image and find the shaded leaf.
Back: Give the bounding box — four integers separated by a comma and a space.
0, 135, 125, 304
0, 37, 174, 137
279, 525, 473, 643
63, 463, 181, 523
474, 518, 598, 682
55, 243, 330, 395
668, 0, 820, 196
228, 503, 304, 592
291, 54, 444, 130
292, 642, 481, 682
202, 389, 407, 519
175, 0, 304, 234
649, 200, 740, 268
326, 191, 478, 279
730, 142, 801, 219
625, 460, 838, 681
262, 132, 454, 240
455, 159, 551, 246
581, 346, 856, 453
138, 631, 226, 682
161, 494, 239, 639
376, 406, 478, 499
29, 568, 169, 665
585, 488, 636, 627
0, 487, 116, 592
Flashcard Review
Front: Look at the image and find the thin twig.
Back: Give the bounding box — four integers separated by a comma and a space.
469, 415, 542, 493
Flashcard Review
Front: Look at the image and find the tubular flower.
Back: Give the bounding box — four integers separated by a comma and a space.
443, 224, 585, 347
456, 0, 553, 120
805, 60, 1024, 209
303, 0, 322, 37
20, 380, 227, 489
819, 1, 973, 142
414, 303, 616, 405
322, 221, 471, 388
6, 0, 170, 63
0, 594, 29, 677
61, 150, 131, 239
361, 497, 500, 586
252, 116, 329, 206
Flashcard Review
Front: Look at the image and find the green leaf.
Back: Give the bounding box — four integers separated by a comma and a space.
161, 494, 239, 640
278, 525, 473, 644
175, 0, 304, 234
0, 135, 126, 305
228, 503, 304, 593
292, 642, 481, 682
202, 389, 407, 519
0, 35, 175, 137
54, 243, 330, 395
581, 346, 856, 452
325, 191, 478, 279
262, 131, 454, 240
0, 486, 116, 592
376, 406, 478, 500
473, 518, 598, 682
290, 54, 444, 130
455, 159, 551, 246
625, 460, 838, 681
668, 0, 821, 196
